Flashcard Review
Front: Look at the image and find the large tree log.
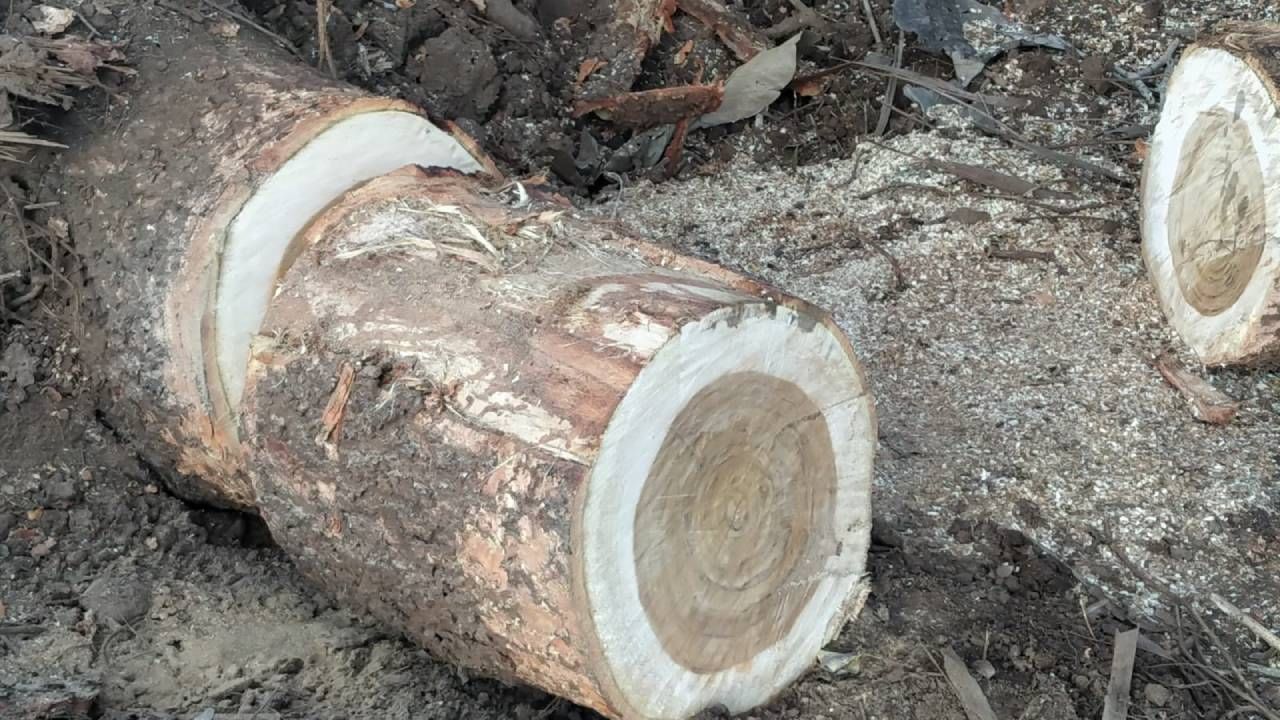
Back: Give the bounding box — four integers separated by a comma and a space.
241, 167, 875, 719
1141, 23, 1280, 366
64, 29, 494, 506
63, 26, 877, 720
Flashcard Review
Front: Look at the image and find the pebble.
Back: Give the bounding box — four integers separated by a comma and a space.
44, 479, 80, 507
80, 572, 153, 625
1144, 683, 1171, 707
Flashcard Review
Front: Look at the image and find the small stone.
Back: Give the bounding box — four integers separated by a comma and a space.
0, 513, 15, 542
80, 572, 152, 625
1032, 650, 1056, 671
30, 536, 56, 558
145, 536, 159, 550
44, 480, 79, 507
1144, 683, 1171, 707
973, 658, 996, 679
79, 467, 93, 482
275, 657, 304, 675
996, 563, 1014, 579
1081, 55, 1112, 95
27, 5, 75, 34
143, 484, 158, 495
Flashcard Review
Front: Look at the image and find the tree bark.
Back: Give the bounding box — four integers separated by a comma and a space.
1141, 22, 1280, 366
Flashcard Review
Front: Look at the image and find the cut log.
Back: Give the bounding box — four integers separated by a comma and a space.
62, 25, 876, 720
63, 31, 494, 507
239, 168, 876, 719
1141, 23, 1280, 366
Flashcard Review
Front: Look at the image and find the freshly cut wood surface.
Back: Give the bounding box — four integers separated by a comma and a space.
1141, 23, 1280, 366
240, 168, 876, 719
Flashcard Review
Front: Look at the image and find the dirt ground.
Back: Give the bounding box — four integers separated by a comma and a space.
3, 0, 1280, 718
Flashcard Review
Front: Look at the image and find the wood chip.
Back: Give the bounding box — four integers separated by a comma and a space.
316, 363, 356, 460
575, 57, 607, 87
674, 39, 694, 66
1154, 353, 1239, 425
941, 647, 999, 720
573, 84, 724, 127
1102, 628, 1139, 720
677, 0, 769, 61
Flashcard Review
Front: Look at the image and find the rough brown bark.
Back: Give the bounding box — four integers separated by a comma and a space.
238, 167, 861, 717
61, 28, 491, 508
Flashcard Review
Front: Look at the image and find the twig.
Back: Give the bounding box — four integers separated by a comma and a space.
8, 275, 45, 308
860, 0, 882, 48
0, 624, 45, 636
987, 246, 1056, 263
1154, 353, 1239, 425
0, 270, 19, 285
200, 0, 301, 58
1210, 593, 1280, 656
1081, 596, 1098, 642
1103, 628, 1139, 720
856, 181, 954, 200
867, 240, 905, 291
74, 10, 101, 37
874, 32, 903, 137
316, 0, 337, 77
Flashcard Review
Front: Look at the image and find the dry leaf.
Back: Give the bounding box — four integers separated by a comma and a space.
396, 0, 417, 6
0, 599, 7, 619
674, 39, 694, 66
576, 57, 606, 86
791, 74, 829, 97
29, 6, 75, 34
697, 32, 800, 127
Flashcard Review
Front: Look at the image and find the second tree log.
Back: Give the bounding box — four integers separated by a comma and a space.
242, 169, 876, 719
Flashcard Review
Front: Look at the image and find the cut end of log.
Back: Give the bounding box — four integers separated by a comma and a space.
582, 301, 873, 719
213, 109, 487, 414
1141, 37, 1280, 365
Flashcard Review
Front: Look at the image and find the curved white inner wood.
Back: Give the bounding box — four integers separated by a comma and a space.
214, 110, 483, 411
582, 303, 874, 720
1142, 47, 1280, 361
